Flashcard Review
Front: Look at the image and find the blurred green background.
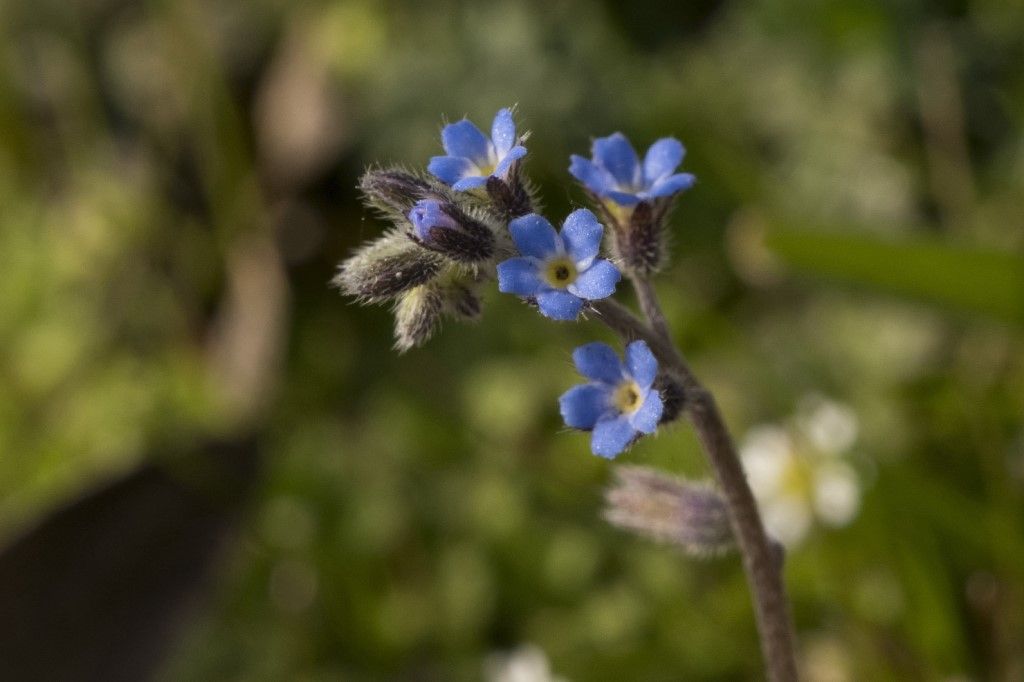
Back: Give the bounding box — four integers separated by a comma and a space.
1, 0, 1023, 679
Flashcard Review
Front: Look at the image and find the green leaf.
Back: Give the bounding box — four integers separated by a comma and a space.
761, 226, 1024, 325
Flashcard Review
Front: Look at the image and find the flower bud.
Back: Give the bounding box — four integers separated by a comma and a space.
654, 374, 686, 425
604, 465, 734, 557
612, 200, 670, 276
393, 284, 443, 352
333, 235, 443, 302
360, 168, 433, 214
485, 168, 532, 220
444, 282, 483, 321
408, 199, 494, 264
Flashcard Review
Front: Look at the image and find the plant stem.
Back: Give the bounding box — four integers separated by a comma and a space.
592, 285, 799, 682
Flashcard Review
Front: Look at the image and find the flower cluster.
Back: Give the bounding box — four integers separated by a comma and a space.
336, 108, 806, 675
337, 107, 697, 458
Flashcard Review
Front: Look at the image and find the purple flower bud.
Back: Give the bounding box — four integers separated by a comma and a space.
604, 465, 735, 557
408, 200, 459, 241
407, 199, 495, 264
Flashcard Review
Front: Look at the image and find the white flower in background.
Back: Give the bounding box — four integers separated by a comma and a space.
485, 644, 566, 682
741, 395, 862, 547
796, 394, 858, 454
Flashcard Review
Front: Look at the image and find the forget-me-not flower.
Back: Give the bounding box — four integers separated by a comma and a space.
496, 209, 620, 320
428, 108, 528, 191
569, 133, 695, 207
559, 340, 664, 458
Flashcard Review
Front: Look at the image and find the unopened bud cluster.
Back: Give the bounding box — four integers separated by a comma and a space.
335, 109, 538, 351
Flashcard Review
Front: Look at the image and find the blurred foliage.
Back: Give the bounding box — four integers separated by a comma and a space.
1, 0, 1023, 679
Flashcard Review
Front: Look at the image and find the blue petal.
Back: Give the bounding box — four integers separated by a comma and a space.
491, 108, 516, 157
442, 119, 491, 163
428, 156, 475, 185
567, 259, 620, 300
591, 415, 636, 458
494, 145, 528, 178
572, 342, 623, 384
593, 133, 641, 188
509, 213, 559, 258
559, 384, 612, 430
560, 208, 603, 268
408, 200, 457, 240
603, 189, 642, 206
644, 173, 696, 199
536, 289, 583, 320
568, 155, 615, 195
624, 340, 658, 388
497, 257, 543, 296
643, 137, 685, 182
452, 175, 488, 191
629, 389, 663, 434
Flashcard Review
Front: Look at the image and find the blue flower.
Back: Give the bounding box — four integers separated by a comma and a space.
428, 108, 528, 191
408, 199, 457, 241
496, 209, 620, 320
559, 340, 664, 458
569, 133, 695, 207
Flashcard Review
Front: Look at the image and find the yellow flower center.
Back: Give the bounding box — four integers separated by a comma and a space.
613, 380, 644, 415
604, 200, 636, 226
780, 453, 813, 500
543, 257, 578, 288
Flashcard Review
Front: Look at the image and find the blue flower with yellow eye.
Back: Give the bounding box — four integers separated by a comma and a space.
496, 209, 620, 320
428, 108, 528, 191
559, 340, 664, 458
569, 132, 695, 207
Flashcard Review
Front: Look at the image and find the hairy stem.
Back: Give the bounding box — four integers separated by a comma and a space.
593, 281, 799, 682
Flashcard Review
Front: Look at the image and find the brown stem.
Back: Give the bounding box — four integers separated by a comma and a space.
593, 281, 799, 681
685, 388, 798, 681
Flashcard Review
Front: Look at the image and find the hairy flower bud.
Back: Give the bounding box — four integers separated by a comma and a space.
444, 282, 483, 321
333, 235, 443, 302
654, 373, 686, 425
485, 166, 532, 220
360, 168, 433, 215
611, 200, 671, 276
604, 466, 734, 557
393, 284, 443, 352
408, 199, 494, 264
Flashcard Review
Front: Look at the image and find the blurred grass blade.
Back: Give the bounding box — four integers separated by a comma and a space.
761, 226, 1024, 325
